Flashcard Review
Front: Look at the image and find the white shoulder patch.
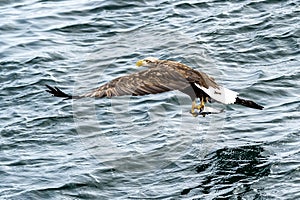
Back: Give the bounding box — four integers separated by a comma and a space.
195, 83, 238, 104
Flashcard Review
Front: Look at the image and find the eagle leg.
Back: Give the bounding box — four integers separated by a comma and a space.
198, 97, 207, 117
190, 98, 206, 117
190, 100, 199, 117
196, 97, 206, 111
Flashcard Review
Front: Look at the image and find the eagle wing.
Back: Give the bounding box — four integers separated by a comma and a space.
154, 60, 219, 89
46, 62, 220, 100
81, 67, 191, 98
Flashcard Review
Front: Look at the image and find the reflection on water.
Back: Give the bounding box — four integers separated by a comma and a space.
0, 0, 299, 199
182, 145, 271, 198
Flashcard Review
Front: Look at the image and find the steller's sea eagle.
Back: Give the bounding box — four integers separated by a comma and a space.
46, 57, 263, 116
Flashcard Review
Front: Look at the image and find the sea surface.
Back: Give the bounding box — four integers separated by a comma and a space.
1, 0, 299, 199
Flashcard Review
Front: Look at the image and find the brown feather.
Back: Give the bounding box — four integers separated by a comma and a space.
80, 60, 218, 99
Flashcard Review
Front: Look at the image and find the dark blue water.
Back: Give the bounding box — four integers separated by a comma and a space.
1, 0, 299, 199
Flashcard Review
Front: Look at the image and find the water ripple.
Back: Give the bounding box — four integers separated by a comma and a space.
1, 0, 299, 199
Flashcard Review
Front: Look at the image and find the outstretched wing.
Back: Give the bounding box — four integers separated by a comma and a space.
46, 60, 221, 100
166, 60, 219, 89
81, 67, 190, 98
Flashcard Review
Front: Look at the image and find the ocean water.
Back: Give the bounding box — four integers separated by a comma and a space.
1, 0, 299, 199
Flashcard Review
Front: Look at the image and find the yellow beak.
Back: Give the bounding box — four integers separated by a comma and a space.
136, 60, 144, 67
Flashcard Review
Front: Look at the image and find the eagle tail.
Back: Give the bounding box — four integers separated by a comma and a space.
234, 97, 264, 110
45, 85, 80, 100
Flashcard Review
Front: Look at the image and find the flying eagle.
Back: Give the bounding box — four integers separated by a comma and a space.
46, 57, 263, 116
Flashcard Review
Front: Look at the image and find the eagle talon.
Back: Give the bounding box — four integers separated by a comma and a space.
198, 111, 207, 117
197, 105, 204, 112
197, 108, 208, 117
190, 99, 207, 117
190, 110, 198, 117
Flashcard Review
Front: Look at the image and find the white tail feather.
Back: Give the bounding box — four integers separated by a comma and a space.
195, 83, 238, 104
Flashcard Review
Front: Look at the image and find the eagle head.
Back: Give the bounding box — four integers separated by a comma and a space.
136, 57, 159, 68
